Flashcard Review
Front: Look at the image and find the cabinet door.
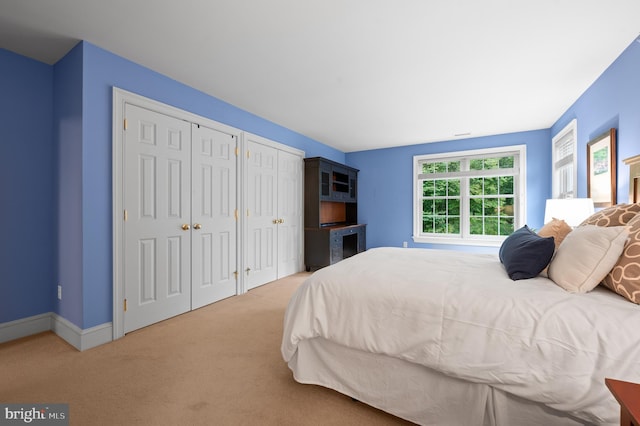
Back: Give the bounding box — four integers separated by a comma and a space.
348, 170, 357, 202
330, 229, 343, 264
320, 162, 331, 201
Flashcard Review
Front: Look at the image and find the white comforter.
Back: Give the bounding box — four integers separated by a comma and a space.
282, 247, 640, 424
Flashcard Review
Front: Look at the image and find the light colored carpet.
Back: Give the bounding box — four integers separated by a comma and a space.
0, 273, 412, 425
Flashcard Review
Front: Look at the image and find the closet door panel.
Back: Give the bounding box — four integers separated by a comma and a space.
277, 150, 303, 277
246, 140, 278, 289
123, 104, 192, 333
191, 124, 237, 308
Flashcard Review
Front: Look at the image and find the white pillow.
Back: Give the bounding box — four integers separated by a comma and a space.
548, 225, 629, 293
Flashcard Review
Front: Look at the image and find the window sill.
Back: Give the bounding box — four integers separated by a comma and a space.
412, 235, 505, 247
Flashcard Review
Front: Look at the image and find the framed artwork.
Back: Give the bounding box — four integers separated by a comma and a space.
587, 128, 617, 208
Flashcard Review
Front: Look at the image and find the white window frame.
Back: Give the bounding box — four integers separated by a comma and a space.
552, 119, 577, 199
412, 145, 527, 247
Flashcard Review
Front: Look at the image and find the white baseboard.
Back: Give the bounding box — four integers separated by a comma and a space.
0, 313, 52, 344
51, 314, 112, 351
0, 313, 112, 351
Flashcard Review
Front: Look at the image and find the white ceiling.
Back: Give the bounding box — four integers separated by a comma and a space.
1, 1, 639, 152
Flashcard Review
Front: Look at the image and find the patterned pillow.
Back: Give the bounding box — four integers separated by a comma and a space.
580, 203, 640, 227
601, 214, 640, 304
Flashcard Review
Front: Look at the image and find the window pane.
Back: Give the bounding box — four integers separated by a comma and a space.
470, 159, 483, 170
484, 198, 498, 215
499, 176, 514, 194
437, 162, 451, 173
422, 163, 435, 174
484, 217, 499, 235
434, 217, 447, 233
447, 216, 460, 234
470, 217, 483, 234
448, 179, 460, 196
422, 215, 434, 233
499, 217, 514, 235
422, 199, 434, 214
499, 156, 514, 168
435, 179, 447, 196
448, 198, 460, 215
469, 177, 483, 196
422, 180, 434, 197
499, 197, 514, 216
484, 177, 498, 195
448, 161, 460, 172
470, 198, 483, 216
484, 158, 499, 170
434, 198, 447, 215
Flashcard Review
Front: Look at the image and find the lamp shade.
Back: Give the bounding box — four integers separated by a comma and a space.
544, 198, 595, 227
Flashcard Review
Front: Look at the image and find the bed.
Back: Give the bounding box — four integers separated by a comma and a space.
281, 225, 640, 426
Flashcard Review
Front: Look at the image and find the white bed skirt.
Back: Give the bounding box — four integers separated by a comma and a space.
288, 337, 599, 426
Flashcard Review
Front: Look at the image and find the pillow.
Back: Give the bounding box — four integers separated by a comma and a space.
537, 218, 573, 277
548, 225, 629, 293
580, 203, 640, 227
499, 225, 555, 280
537, 218, 572, 250
601, 214, 640, 304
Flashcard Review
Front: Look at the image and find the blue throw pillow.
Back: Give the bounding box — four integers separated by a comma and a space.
499, 225, 555, 280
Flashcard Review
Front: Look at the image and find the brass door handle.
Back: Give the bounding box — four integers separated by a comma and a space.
273, 219, 279, 224
279, 218, 284, 224
181, 224, 190, 231
193, 223, 202, 230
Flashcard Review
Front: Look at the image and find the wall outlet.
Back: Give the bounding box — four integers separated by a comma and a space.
57, 285, 62, 300
402, 241, 408, 248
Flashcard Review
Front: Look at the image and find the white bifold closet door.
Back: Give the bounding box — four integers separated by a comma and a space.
123, 104, 237, 333
245, 137, 302, 290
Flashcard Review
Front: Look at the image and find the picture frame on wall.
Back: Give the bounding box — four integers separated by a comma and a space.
587, 128, 617, 208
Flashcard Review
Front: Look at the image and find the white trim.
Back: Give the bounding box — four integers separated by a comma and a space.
244, 131, 305, 157
412, 145, 527, 246
0, 313, 51, 344
0, 313, 112, 351
51, 314, 113, 351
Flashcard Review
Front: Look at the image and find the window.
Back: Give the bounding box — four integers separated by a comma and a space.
552, 119, 577, 199
413, 145, 526, 246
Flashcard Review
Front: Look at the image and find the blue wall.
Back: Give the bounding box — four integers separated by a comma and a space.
346, 129, 551, 252
551, 38, 640, 202
53, 43, 84, 327
0, 49, 55, 322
